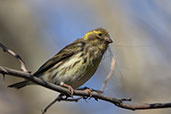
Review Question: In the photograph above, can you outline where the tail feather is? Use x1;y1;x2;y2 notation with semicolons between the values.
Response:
8;80;30;89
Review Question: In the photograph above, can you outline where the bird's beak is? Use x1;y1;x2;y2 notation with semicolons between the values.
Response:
104;36;113;43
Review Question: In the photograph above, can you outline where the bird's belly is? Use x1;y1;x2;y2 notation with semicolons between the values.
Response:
48;55;101;89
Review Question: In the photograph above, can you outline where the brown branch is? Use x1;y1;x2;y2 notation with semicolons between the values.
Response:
101;56;116;92
42;94;62;114
42;94;82;114
0;42;28;72
1;66;171;111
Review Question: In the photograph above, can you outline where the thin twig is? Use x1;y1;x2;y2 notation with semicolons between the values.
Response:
42;94;62;114
0;42;28;72
1;66;171;111
101;56;116;92
42;94;82;114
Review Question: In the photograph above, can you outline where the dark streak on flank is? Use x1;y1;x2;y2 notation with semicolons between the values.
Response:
83;58;87;63
72;60;81;68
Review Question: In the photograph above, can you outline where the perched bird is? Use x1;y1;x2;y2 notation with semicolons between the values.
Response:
8;28;113;93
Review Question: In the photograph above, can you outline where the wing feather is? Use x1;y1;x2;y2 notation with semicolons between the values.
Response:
33;38;85;76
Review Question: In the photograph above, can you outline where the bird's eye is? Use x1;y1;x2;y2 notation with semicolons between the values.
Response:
98;33;102;36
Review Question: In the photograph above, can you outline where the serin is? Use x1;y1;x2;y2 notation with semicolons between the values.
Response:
8;28;113;93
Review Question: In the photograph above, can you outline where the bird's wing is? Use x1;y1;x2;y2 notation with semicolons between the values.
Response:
33;38;85;76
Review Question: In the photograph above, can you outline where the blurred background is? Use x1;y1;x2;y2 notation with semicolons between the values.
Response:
0;0;171;114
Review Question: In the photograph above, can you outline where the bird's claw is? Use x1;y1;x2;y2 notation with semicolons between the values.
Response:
60;82;74;97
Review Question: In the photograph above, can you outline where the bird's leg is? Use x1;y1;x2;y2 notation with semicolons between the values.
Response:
76;87;93;99
77;87;103;99
60;82;74;97
83;88;93;98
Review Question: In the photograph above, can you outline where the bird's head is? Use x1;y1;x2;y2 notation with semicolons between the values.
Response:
83;28;113;44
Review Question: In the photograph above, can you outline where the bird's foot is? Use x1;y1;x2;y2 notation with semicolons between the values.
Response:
60;82;74;97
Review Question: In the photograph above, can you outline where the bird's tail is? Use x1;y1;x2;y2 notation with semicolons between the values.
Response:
8;80;30;89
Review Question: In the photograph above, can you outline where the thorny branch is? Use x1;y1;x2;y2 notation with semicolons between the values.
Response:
1;42;171;113
1;66;171;111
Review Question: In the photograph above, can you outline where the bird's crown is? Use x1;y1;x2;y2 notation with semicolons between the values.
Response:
83;28;112;43
84;28;108;40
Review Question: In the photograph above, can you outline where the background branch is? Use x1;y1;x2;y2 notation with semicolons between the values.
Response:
0;42;28;72
101;56;116;92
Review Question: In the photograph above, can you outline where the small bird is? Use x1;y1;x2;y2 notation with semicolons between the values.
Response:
8;28;113;93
